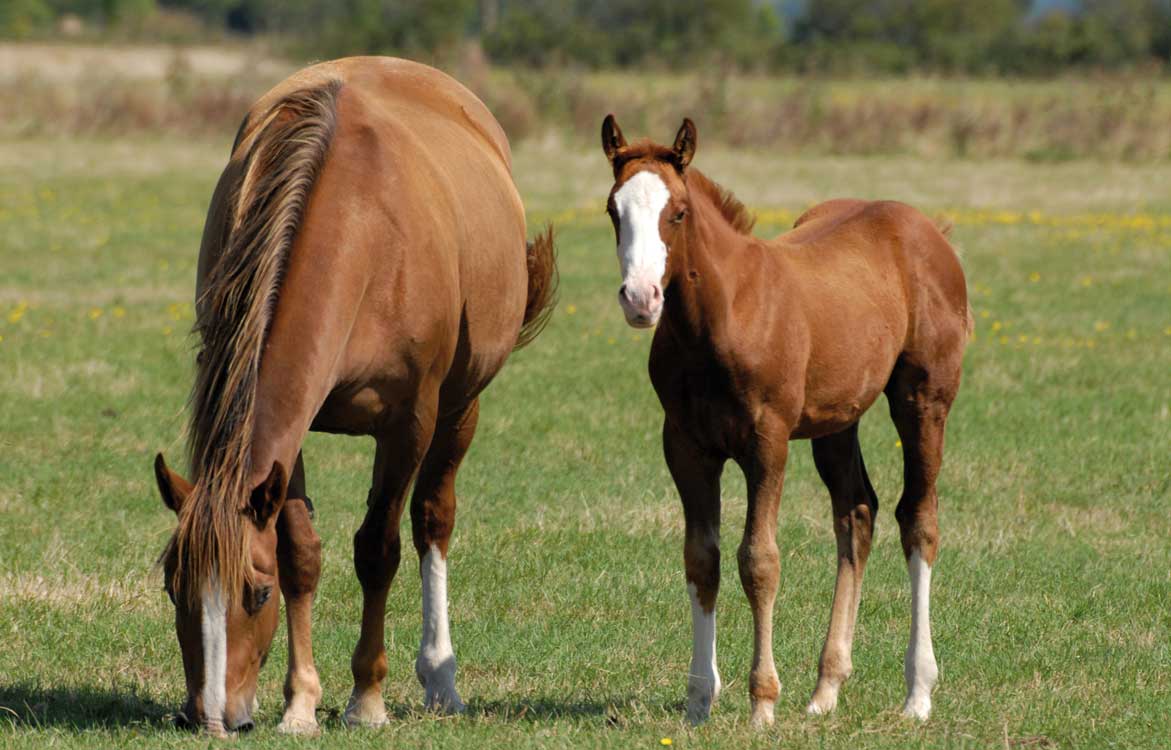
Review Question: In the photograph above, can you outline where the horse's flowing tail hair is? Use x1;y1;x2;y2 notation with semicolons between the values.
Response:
173;79;342;605
514;224;558;350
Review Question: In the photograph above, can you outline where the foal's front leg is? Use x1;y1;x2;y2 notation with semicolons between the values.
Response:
663;421;724;725
738;431;789;727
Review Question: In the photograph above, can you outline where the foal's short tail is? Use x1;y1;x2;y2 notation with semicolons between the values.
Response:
515;224;559;350
932;216;976;341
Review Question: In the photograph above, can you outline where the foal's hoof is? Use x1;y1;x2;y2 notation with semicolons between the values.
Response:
901;694;932;721
277;716;321;736
749;701;775;728
343;690;388;728
685;673;720;725
805;689;839;716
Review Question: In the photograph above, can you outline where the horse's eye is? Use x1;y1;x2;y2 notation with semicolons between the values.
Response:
246;584;273;614
670;210;687;224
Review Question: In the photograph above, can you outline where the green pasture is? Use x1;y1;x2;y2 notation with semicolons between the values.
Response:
0;138;1168;748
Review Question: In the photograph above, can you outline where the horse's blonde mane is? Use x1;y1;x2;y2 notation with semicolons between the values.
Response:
172;79;342;605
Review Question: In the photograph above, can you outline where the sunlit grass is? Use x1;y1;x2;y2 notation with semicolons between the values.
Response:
0;139;1168;749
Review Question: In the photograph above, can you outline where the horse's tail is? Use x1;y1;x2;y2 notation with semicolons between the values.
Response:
514;223;558;350
175;79;342;606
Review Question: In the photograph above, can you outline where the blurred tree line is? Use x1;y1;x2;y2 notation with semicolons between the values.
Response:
4;0;1170;75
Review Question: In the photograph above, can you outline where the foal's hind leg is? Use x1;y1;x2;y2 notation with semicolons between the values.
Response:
806;423;877;716
345;406;437;727
663;420;724;725
886;357;961;720
276;452;324;735
409;399;480;714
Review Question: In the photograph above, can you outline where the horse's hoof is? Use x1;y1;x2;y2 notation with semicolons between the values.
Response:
277;716;321;736
344;691;388;728
423;686;466;715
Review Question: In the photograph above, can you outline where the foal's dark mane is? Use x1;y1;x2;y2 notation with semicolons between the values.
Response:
686;169;757;236
613;141;756;237
170;79;342;605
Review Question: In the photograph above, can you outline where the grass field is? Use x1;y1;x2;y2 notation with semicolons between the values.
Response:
1;135;1169;749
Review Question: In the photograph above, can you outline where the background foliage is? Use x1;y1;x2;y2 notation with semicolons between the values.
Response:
5;0;1171;75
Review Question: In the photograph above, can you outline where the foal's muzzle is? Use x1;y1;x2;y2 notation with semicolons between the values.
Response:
618;282;662;328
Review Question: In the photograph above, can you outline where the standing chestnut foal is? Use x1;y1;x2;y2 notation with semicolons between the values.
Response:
152;58;556;735
600;115;971;725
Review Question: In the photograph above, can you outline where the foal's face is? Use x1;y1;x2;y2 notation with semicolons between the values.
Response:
601;115;697;328
154;454;283;734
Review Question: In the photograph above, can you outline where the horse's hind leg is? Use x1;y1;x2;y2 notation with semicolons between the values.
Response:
886;355;961;720
409;398;480;714
345;404;438;727
276;452;324;735
806;423;877;716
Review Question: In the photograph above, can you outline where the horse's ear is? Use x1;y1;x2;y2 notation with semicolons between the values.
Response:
671;118;697;171
154;453;193;514
601;114;627;164
246;461;287;528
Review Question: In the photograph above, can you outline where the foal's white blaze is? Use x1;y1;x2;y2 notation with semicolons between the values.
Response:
613;170;670;323
201;576;228;731
416;545;464;712
686;582;721;723
903;550;938;720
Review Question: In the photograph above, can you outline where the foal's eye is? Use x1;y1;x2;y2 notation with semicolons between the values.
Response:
670;210;687;224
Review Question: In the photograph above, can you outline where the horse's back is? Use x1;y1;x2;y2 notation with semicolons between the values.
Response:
225;58;527;436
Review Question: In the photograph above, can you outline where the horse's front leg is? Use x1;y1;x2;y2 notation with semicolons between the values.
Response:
663;420;725;725
737;425;790;728
276;453;323;735
409;399;480;714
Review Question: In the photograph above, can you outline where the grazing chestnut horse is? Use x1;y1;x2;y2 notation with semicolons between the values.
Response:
600;115;971;726
151;57;556;735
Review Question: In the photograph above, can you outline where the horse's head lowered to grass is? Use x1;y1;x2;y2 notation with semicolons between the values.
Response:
154;453;286;735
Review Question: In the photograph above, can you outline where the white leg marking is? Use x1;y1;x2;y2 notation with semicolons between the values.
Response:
903;550;938;720
416;545;464;713
686;583;721;724
201;576;228;733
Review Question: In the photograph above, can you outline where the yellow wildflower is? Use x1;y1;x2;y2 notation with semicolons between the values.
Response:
88;308;103;320
1028;272;1040;283
1093;321;1110;332
660;740;673;747
113;306;126;318
566;304;577;315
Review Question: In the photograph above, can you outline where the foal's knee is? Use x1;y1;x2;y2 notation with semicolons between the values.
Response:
737;539;780;596
895;494;939;564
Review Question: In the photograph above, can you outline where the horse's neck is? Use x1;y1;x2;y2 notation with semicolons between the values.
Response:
663;198;746;346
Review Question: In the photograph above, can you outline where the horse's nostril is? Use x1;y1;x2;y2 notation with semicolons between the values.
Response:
652;285;662;302
619;283;629;300
235;720;256;733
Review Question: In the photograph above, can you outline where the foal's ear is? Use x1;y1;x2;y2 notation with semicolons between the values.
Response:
154;453;193;514
601;114;627;163
245;461;287;528
671;118;697;170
